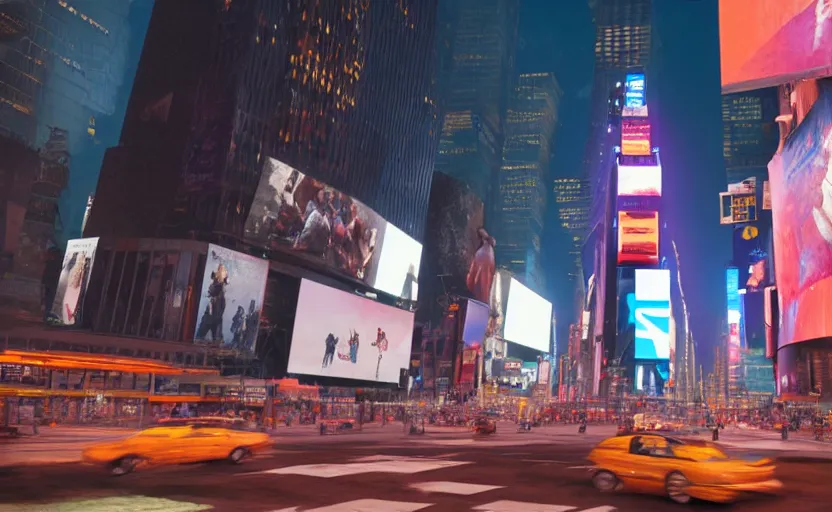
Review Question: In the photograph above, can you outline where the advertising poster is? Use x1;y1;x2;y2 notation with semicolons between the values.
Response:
503;278;552;353
630;269;671;360
624;73;646;109
288;279;415;383
48;237;99;326
194;244;268;353
733;224;769;292
720;0;832;92
769;81;832;346
621;119;652;156
617;164;662;197
617;211;659;265
245;157;421;300
462;299;489;348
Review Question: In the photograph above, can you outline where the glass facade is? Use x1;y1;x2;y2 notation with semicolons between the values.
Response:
554;177;591;280
497;73;562;292
721;88;779;187
89;0;438;243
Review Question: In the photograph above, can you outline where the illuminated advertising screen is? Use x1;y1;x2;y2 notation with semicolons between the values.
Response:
617;211;659;265
726;267;742;367
719;193;758;224
769;82;832;346
720;0;832;92
503;278;552;353
462;299;489;348
624;73;646;109
194;244;268;352
288;279;414;383
48;237;100;326
621;119;652;156
733;224;769;292
617;164;662;197
245;157;421;300
631;269;671;360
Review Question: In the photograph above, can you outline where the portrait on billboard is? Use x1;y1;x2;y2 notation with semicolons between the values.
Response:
288;279;414;383
48;238;99;326
617;164;662;197
194;244;268;352
245;158;418;299
617;211;659;265
733;225;770;292
720;0;832;92
769;82;832;346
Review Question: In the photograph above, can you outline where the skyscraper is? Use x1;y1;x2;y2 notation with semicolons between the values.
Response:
553;177;591;282
722;88;779;187
433;0;519;207
496;72;562;292
88;0;439;242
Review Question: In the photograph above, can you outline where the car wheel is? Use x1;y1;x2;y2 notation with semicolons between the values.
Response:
666;471;692;504
228;447;248;464
592;470;618;492
110;456;140;476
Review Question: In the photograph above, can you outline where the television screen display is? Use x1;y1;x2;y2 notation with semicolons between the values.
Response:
194;245;269;353
48;237;100;326
621;119;652;156
288;279;414;383
720;0;832;92
769;81;832;347
462;299;489;348
503;278;552;353
617;211;659;265
618;164;662;197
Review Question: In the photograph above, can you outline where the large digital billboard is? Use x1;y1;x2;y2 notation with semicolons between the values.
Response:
624;73;646;109
462;299;489;348
288;279;414;383
733;224;770;292
503;278;552;353
720;0;832;92
621;119;652;156
617;211;659;265
618;164;662;197
194;245;269;353
48;237;100;326
631;269;671;360
245;157;421;300
769;81;832;347
726;267;743;384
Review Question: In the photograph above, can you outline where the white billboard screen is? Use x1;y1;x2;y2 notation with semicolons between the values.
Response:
618;164;662;197
372;223;421;301
288;279;414;383
503;278;552;352
635;269;671;302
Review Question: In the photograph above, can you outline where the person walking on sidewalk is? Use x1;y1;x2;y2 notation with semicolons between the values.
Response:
32;402;44;436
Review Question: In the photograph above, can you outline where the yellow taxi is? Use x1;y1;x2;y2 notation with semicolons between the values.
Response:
82;419;272;476
587;434;782;504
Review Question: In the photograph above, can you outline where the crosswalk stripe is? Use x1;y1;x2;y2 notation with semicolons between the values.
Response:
472;501;576;512
243;459;470;478
289;499;433;512
579;507;617;512
410;481;504;495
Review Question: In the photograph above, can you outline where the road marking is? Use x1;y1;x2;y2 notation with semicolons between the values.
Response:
520;459;574;464
351;453;461;463
7;496;214;512
292;499;433;511
410;481;504;495
472;501;576;512
242;459;470;478
566;465;596;470
579;507;617;512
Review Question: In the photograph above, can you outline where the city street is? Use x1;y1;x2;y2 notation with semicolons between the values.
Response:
1;424;832;511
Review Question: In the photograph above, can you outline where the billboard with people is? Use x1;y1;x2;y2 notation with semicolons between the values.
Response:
48;238;99;326
287;279;414;383
194;245;269;353
769;81;832;347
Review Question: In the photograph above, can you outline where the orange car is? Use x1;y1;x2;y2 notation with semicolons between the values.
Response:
82;422;272;476
588;434;781;504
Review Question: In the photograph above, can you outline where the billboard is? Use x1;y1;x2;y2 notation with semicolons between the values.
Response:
503;278;552;353
245;157;421;300
621;119;652;156
726;268;743;383
422;172;494;305
624;73;646;109
733;224;769;292
48;237;100;326
617;211;659;265
194;245;268;352
769;82;832;347
617;164;662;197
462;299;489;348
288;279;414;383
719;193;758;224
720;0;832;92
631;269;671;360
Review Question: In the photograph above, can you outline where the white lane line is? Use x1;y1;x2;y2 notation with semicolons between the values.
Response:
579;507;617;512
241;459;470;478
301;499;433;511
472;501;576;512
410;481;504;495
520;459;575;464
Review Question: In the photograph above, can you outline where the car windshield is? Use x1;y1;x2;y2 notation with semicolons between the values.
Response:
671;442;730;461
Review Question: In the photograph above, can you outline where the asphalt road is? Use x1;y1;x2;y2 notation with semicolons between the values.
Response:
0;428;830;512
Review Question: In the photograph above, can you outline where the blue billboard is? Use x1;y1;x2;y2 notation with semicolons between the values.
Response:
726;267;741;314
627;293;670;360
625;73;646;109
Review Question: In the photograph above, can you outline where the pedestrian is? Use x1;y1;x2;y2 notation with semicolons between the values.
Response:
33;401;44;436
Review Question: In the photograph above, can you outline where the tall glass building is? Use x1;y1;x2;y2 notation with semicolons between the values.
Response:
89;0;439;242
721;88;779;187
496;72;562;293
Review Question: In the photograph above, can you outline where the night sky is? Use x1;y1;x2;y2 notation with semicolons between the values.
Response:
519;0;729;374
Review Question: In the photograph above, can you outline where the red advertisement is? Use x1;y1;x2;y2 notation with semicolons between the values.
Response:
621;119;651;156
720;0;832;92
768;82;832;346
617;211;659;265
